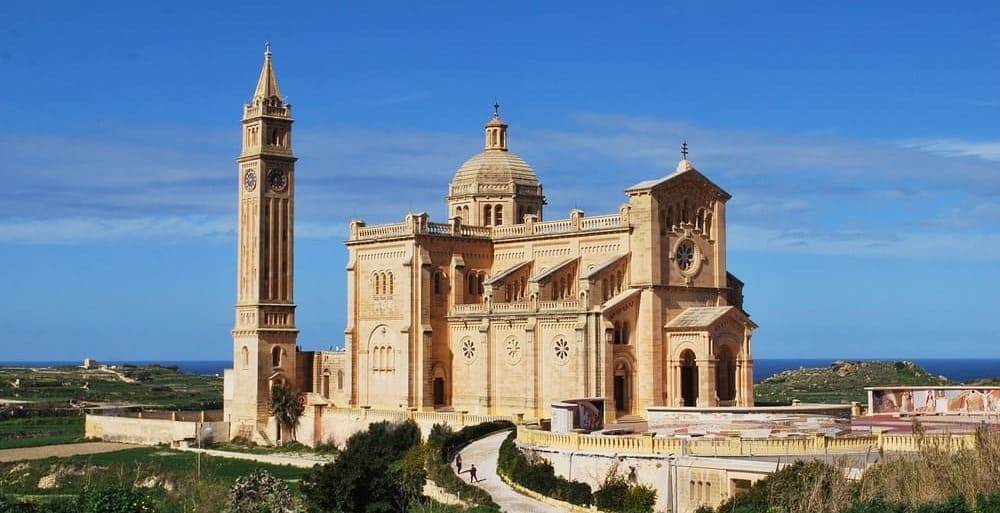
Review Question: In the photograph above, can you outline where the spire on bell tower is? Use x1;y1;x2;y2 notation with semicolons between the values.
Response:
484;102;508;151
252;41;284;104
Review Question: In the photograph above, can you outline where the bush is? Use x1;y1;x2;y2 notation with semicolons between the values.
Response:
79;487;158;513
227;469;293;513
302;420;422;513
496;430;592;507
594;474;656;513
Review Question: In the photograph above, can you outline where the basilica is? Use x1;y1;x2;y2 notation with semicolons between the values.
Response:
224;47;757;439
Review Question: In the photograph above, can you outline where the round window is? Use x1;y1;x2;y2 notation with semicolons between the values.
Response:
675;241;696;271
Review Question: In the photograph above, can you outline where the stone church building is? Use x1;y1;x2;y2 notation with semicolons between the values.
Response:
224;47;757;439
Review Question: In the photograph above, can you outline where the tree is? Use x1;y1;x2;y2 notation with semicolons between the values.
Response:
268;384;304;443
227;469;294;513
302;420;423;513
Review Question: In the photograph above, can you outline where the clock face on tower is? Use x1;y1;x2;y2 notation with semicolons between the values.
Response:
267;168;288;191
244;170;256;192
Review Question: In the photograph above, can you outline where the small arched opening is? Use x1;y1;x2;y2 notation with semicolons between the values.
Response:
680;349;698;407
716;345;737;402
613;359;634;414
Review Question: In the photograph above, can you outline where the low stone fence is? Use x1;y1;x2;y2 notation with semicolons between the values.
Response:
300;406;519;447
517;428;977;457
85;413;228;446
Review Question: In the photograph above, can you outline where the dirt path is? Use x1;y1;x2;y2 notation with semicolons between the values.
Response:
0;442;132;462
175;447;333;468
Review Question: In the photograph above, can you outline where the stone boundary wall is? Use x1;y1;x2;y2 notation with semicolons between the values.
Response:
521;441;780;512
517;428;976;457
298;406;519;448
85;414;229;446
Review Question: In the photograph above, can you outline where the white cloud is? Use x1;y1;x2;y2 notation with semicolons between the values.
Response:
2;115;998;251
900;138;1000;162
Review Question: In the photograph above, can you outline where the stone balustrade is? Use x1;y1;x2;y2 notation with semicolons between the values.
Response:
349;211;626;242
516;428;978;456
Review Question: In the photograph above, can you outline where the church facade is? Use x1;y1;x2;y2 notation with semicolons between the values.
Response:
225;48;757;438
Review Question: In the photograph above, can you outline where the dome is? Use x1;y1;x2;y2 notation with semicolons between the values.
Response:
451;150;540;188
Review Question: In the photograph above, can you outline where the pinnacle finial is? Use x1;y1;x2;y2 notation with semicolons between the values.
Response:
493;101;500;119
681;140;689;160
265;40;272;58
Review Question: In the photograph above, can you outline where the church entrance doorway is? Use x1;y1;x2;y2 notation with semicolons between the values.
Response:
613;359;633;414
433;378;445;406
680;350;698;407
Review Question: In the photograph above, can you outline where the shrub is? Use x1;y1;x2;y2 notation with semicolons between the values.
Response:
594;473;656;513
302;420;422;513
78;487;158;513
227;469;293;513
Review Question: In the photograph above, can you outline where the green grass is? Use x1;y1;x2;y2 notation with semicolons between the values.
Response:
754;360;949;405
0;416;84;449
0;365;223;414
0;447;312;513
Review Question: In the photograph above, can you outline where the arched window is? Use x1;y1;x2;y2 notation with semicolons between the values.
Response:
388;273;394;294
602;279;609;302
705;213;713;238
241;346;249;370
433;272;442;295
387;347;394;370
374;273;382;295
477;274;485;295
337;370;344;390
272;346;281;367
495;205;503;226
484;205;493;226
468;273;476;296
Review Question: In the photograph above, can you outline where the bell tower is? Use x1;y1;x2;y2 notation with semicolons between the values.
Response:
228;43;299;441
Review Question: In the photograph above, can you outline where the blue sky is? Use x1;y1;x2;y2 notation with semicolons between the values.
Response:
2;1;998;361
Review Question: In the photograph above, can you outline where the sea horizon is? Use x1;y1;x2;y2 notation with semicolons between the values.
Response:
1;357;997;383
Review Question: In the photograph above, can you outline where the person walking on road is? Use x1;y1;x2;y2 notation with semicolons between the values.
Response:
456;452;463;473
469;464;478;483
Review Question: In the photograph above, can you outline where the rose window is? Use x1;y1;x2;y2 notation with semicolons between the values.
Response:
675;241;695;271
505;337;521;363
461;339;476;361
554;338;570;361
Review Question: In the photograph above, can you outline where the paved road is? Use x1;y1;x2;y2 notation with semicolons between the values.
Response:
0;442;132;462
459;430;568;513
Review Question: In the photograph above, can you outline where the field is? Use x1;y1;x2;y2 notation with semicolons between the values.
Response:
0;417;84;450
754;360;950;405
0;364;222;450
0;447;310;512
0;364;222;411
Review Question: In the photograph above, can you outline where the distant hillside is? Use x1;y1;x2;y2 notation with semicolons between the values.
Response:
754;360;949;405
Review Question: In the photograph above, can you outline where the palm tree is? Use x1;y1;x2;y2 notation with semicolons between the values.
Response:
269;384;305;444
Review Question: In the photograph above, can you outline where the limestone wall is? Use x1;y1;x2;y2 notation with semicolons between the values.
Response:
527;445;776;512
302;406;518;448
85;414;229;446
